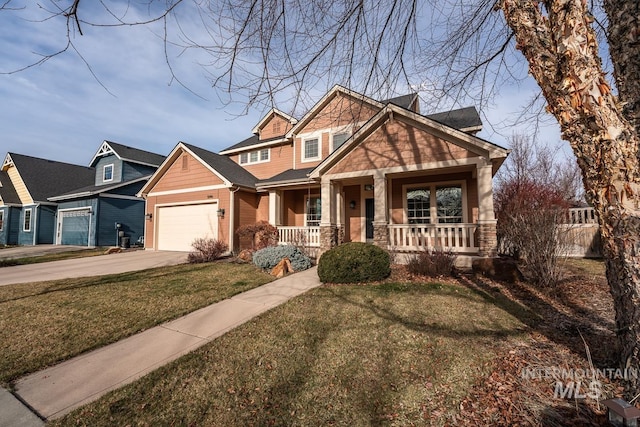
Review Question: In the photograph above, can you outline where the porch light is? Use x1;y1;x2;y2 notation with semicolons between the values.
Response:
603;398;640;426
349;200;356;210
145;213;153;221
217;208;225;218
364;184;374;191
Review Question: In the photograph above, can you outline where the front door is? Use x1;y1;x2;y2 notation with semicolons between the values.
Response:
365;198;374;240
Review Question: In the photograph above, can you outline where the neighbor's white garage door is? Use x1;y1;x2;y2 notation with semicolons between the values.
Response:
156;203;218;251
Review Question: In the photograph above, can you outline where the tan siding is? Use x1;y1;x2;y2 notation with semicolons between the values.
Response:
237;143;294;179
256;194;269;222
151;152;224;193
343;185;360;242
282;189;308;226
7;167;33;204
294;93;380;169
259;114;292;140
144;188;231;250
237;190;259;250
328;120;476;175
300;93;379;133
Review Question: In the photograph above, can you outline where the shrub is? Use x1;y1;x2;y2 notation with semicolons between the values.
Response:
236;221;278;250
318;242;390;284
253;245;312;272
495;179;571;287
188;238;229;263
406;249;457;277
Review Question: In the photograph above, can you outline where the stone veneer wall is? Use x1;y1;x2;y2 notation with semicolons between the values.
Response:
478;221;498;257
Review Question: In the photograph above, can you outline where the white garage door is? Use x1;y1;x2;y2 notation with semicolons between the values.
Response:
156;203;218;251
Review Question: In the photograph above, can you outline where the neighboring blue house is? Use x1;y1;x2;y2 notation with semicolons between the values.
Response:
49;141;165;246
0;170;22;246
0;153;95;246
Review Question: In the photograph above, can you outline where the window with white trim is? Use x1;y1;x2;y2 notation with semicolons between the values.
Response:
405;183;465;224
305;196;321;226
0;210;4;231
303;138;320;161
407;188;431;224
103;164;114;182
331;132;350;152
239;149;270;165
23;208;31;232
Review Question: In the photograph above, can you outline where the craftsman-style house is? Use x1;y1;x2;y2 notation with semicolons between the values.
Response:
139;85;509;257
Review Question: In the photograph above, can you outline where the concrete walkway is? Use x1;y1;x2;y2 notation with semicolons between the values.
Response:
7;266;321;422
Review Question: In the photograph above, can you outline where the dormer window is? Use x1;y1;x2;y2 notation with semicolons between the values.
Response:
239;149;270;165
103;164;114;182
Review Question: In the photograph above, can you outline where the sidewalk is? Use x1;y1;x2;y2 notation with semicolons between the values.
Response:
4;266;321;423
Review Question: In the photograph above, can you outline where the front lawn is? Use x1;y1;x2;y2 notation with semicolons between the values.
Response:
0;262;272;385
53;281;529;426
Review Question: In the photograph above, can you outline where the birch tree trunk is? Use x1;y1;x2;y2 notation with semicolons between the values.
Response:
498;0;640;391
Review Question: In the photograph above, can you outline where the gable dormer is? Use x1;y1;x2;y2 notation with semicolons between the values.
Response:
90;141;164;187
91;142;122;186
252;109;297;140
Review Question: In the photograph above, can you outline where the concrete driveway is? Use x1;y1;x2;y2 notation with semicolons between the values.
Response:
0;250;188;286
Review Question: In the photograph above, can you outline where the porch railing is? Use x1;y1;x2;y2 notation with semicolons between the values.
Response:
278;226;321;247
388;223;478;253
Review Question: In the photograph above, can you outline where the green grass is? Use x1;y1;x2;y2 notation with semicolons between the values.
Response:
53;281;528;426
0;248;107;267
0;262;272;385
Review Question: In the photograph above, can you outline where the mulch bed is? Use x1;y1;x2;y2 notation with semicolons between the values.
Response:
387;261;622;426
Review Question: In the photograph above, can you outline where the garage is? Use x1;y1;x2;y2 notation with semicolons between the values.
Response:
59;208;92;246
156;202;219;251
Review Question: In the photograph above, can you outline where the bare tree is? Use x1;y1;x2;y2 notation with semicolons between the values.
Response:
4;0;640;390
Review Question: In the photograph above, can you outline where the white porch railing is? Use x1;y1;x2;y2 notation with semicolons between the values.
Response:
278;226;321;247
388;223;478;253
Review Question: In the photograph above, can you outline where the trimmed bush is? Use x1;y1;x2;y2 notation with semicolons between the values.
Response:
318;242;390;284
253;245;312;272
406;249;457;277
188;238;229;263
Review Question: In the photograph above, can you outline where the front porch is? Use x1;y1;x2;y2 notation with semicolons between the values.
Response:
267;158;498;257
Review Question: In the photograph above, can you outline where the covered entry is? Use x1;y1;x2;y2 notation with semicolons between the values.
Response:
58;208;92;246
156;202;218;251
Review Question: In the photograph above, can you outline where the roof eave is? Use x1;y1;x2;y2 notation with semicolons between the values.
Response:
218;137;290;155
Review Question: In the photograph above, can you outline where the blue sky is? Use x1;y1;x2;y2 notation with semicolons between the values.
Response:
0;2;566;167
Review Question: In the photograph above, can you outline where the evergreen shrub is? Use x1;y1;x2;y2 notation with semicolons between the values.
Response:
252;245;312;272
318;242;390;283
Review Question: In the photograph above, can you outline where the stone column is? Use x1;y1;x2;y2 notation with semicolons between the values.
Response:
372;173;388;248
477;161;498;257
320;178;337;252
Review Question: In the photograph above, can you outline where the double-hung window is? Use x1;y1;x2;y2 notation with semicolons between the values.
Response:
331;132;350;152
103;164;114;182
436;186;463;223
23;208;31;232
303;138;320;162
407;188;431;224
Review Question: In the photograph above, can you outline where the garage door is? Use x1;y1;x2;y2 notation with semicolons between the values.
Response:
60;209;91;246
156;203;218;251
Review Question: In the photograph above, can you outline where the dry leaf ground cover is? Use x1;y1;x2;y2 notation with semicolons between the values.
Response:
53;280;529;426
0;262;272;386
